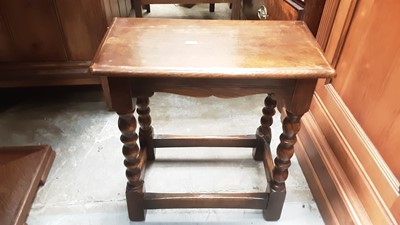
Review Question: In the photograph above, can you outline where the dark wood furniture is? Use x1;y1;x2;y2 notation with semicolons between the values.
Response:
90;18;335;221
242;0;325;36
0;0;106;87
133;0;240;19
0;0;133;107
0;145;55;225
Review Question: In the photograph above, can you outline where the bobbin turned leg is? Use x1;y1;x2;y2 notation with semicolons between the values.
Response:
119;111;147;221
264;110;301;220
108;77;146;221
263;79;317;221
253;94;277;161
136;96;155;161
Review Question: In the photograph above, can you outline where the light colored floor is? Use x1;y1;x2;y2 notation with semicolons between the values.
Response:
136;3;232;19
0;86;323;225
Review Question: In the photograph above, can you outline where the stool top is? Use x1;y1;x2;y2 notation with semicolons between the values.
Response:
90;18;335;79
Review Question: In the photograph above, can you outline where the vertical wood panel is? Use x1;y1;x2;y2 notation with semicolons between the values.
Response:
333;0;400;180
0;14;16;61
102;0;115;25
109;0;122;18
102;0;132;25
0;0;67;61
124;0;132;16
55;0;108;60
302;0;326;36
118;0;128;16
315;0;339;49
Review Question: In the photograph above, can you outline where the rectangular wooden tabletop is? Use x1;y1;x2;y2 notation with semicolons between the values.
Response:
90;18;335;79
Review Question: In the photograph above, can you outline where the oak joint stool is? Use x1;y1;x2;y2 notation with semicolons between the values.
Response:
90;18;335;221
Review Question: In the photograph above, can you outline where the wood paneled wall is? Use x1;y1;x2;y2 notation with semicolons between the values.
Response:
102;0;132;24
0;1;67;61
0;0;132;88
56;0;108;60
295;0;400;223
332;0;400;180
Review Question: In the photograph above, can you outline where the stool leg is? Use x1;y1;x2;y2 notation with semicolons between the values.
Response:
231;0;240;19
144;4;150;13
253;94;276;161
136;96;155;161
209;3;215;12
133;0;143;17
118;111;146;221
264;110;302;220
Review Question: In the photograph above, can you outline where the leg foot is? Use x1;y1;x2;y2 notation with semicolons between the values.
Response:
209;3;215;12
262;110;301;220
263;191;286;221
126;183;145;221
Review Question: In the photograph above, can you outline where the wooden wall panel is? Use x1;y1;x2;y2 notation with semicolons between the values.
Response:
55;0;108;61
298;0;400;222
101;0;114;25
102;0;132;25
0;0;67;61
0;14;16;61
332;0;400;180
118;0;132;16
302;0;326;36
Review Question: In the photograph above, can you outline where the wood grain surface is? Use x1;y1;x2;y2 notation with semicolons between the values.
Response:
90;18;335;79
0;145;55;225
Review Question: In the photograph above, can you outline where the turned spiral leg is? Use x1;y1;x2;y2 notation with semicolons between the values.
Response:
271;111;301;192
136;96;155;161
118;110;146;221
263;110;302;221
253;94;277;161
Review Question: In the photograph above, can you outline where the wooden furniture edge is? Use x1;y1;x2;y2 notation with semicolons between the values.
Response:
23;145;56;225
295;87;399;224
0;61;100;88
0;61;112;109
0;145;56;225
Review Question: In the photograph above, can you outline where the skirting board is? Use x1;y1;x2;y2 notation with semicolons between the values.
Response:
0;61;100;88
294;86;399;224
295;110;370;224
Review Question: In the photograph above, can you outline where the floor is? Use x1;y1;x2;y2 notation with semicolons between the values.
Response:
0;85;323;225
134;3;232;19
0;4;324;225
